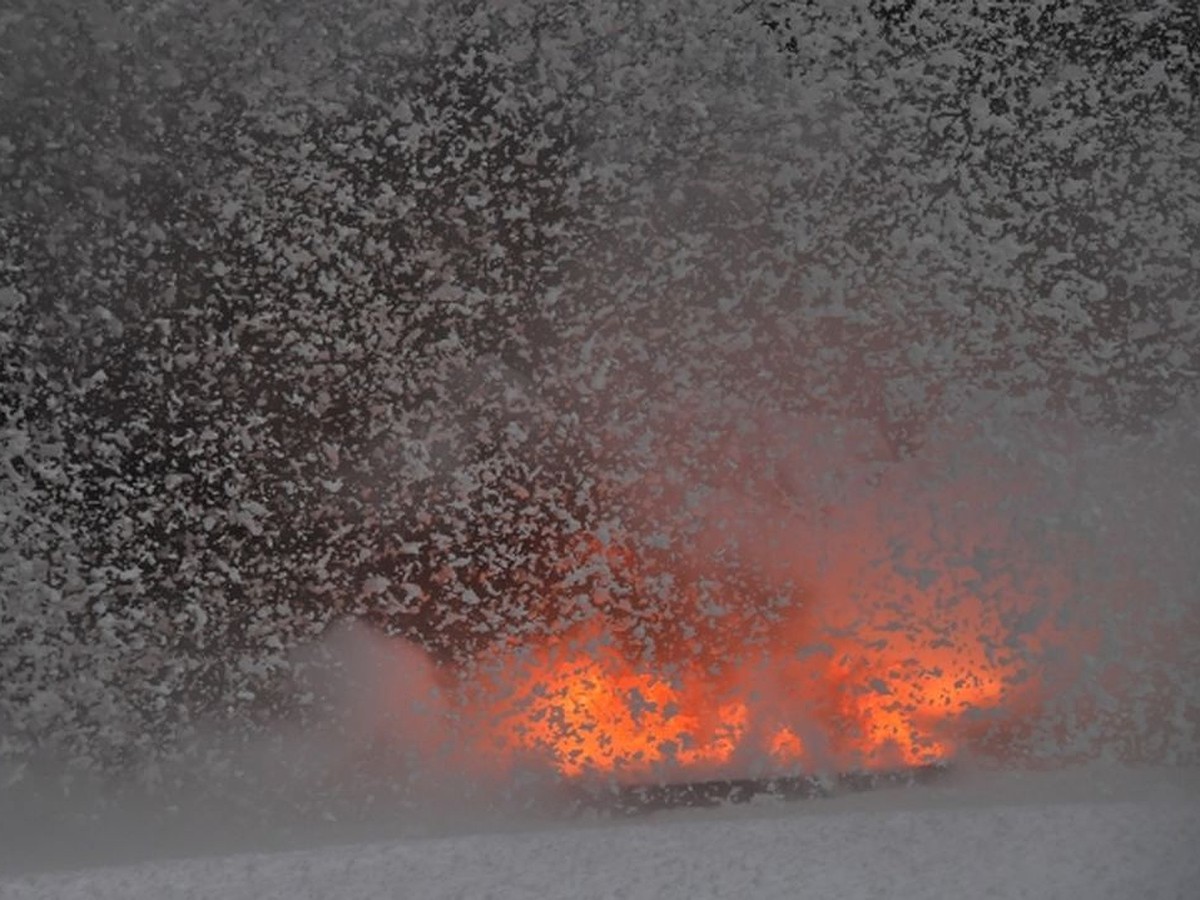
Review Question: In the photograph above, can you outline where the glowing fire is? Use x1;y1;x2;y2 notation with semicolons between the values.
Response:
453;514;1061;782
450;444;1091;782
377;420;1119;784
316;406;1199;791
476;637;752;777
466;611;1009;781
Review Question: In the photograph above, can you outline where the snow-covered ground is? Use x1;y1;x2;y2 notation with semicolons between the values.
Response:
3;766;1197;899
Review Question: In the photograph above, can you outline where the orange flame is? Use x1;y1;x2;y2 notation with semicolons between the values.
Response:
455;489;1087;781
464;581;1023;781
402;421;1121;782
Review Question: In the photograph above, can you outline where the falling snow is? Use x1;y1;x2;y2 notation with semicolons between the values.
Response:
1;0;1198;891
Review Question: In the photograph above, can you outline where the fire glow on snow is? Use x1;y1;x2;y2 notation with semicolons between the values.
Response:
463;532;1058;781
362;419;1128;786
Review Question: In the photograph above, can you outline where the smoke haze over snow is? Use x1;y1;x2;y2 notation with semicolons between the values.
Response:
2;0;1198;882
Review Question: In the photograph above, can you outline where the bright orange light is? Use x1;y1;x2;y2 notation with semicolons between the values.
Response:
487;650;684;776
474;629;753;778
466;603;1014;780
428;423;1104;783
769;726;805;763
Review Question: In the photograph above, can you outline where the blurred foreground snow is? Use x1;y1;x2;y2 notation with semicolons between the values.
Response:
2;765;1197;900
